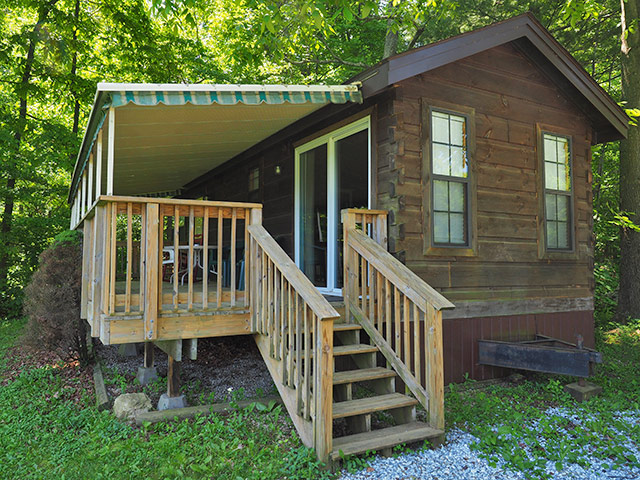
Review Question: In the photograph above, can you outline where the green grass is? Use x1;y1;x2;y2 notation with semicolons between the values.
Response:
0;319;330;480
445;321;640;478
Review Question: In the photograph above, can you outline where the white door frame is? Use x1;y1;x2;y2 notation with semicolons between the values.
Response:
294;116;372;296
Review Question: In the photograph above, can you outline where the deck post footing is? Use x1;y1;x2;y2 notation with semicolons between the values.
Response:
564;381;602;402
158;394;187;410
118;343;138;357
137;366;159;386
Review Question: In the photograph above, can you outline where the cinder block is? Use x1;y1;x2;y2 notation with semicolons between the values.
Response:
564;381;602;402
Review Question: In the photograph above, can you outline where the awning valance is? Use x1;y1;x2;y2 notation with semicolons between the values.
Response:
69;83;363;202
107;88;361;108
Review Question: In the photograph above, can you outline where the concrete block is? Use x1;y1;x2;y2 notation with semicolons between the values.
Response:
158;394;187;411
136;366;158;386
564;381;603;402
118;343;138;357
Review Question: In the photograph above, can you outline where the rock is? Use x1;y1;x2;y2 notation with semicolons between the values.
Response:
113;393;152;420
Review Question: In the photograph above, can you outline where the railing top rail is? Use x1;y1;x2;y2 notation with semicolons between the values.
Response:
98;195;263;209
341;208;388;217
248;224;340;321
348;229;455;312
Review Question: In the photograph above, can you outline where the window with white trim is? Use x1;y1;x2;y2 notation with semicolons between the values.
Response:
542;133;572;250
430;110;470;246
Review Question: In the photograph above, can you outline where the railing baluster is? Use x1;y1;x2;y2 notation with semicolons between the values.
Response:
296;294;303;415
280;272;285;362
261;250;267;334
303;303;310;421
125;202;132;313
231;208;237;307
217;208;223;308
385;278;391;344
109;203;117;314
414;303;421;386
376;270;383;329
203;207;209;310
287;282;294;387
403;294;410;371
244;209;249;307
173;206;179;311
394;287;401;354
360;256;367;314
188;206;194;311
102;202;112;316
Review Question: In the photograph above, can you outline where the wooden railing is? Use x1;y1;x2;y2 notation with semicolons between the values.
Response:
80;195;262;341
342;209;454;431
248;223;339;462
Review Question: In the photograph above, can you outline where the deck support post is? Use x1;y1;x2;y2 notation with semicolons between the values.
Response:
314;317;334;463
137;342;158;386
158;354;186;410
144;204;159;341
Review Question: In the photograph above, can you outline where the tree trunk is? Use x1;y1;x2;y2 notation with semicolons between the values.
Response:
617;0;640;322
382;19;398;59
0;0;58;288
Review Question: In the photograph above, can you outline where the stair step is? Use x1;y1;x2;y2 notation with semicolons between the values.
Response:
333;367;395;385
333;393;418;419
331;422;443;460
333;323;362;332
334;344;378;357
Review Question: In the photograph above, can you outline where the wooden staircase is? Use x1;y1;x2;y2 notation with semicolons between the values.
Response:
248;209;454;464
329;316;443;460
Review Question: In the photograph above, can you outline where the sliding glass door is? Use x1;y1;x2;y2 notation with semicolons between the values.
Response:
295;117;370;295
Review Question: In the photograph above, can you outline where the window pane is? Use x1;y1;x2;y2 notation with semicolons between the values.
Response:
432;144;450;175
433;212;449;243
450;147;467;178
557;221;569;249
433;180;449;211
547;221;558;249
450;213;465;244
450;116;465;146
556;195;569;222
432;112;449;144
545;161;557;190
557;163;569;191
544;136;557;162
449;182;465;213
545;194;557;220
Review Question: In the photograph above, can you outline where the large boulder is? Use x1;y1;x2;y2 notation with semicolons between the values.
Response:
113;393;152;420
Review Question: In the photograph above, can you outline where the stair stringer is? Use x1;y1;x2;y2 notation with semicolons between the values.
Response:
254;332;313;448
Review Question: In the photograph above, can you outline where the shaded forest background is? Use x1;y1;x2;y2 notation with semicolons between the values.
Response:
0;0;635;323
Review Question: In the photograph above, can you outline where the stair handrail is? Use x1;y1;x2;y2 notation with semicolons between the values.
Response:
247;223;339;462
342;210;454;431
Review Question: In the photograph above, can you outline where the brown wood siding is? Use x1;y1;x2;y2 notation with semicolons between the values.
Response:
386;42;595;307
443;310;595;384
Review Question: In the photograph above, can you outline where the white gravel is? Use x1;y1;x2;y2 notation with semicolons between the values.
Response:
338;408;640;480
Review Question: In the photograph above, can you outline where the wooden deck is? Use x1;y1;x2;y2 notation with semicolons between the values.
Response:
76;197;451;463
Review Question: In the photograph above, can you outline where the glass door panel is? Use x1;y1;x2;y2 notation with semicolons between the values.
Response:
299;144;328;287
336;130;369;289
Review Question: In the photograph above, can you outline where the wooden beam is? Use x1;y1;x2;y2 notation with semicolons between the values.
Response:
107;107;115;195
95;129;102;199
144;203;159;340
154;339;182;361
144;341;154;369
314;317;334;463
167;355;181;398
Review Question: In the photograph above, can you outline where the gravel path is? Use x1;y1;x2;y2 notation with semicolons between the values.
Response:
338;408;640;480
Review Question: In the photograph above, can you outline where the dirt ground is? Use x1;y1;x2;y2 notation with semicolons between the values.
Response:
97;335;276;407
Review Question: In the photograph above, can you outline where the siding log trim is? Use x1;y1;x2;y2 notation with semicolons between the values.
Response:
442;296;593;319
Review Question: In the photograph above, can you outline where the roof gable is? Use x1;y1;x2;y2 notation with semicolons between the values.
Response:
354;13;627;143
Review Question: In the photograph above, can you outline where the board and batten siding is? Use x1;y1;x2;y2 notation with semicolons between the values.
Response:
378;43;595;383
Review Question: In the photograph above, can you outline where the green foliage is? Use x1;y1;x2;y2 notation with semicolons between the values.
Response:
23;237;92;365
52;229;83;246
0;330;331;480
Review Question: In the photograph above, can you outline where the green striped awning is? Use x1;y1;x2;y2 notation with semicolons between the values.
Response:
69;84;363;202
107;89;362;108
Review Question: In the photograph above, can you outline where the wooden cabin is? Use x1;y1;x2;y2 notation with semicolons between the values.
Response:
69;14;627;462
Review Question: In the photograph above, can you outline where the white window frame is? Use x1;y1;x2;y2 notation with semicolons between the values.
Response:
294;116;371;296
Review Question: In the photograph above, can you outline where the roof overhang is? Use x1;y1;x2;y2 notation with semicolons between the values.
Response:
353;13;628;144
68;83;362;202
